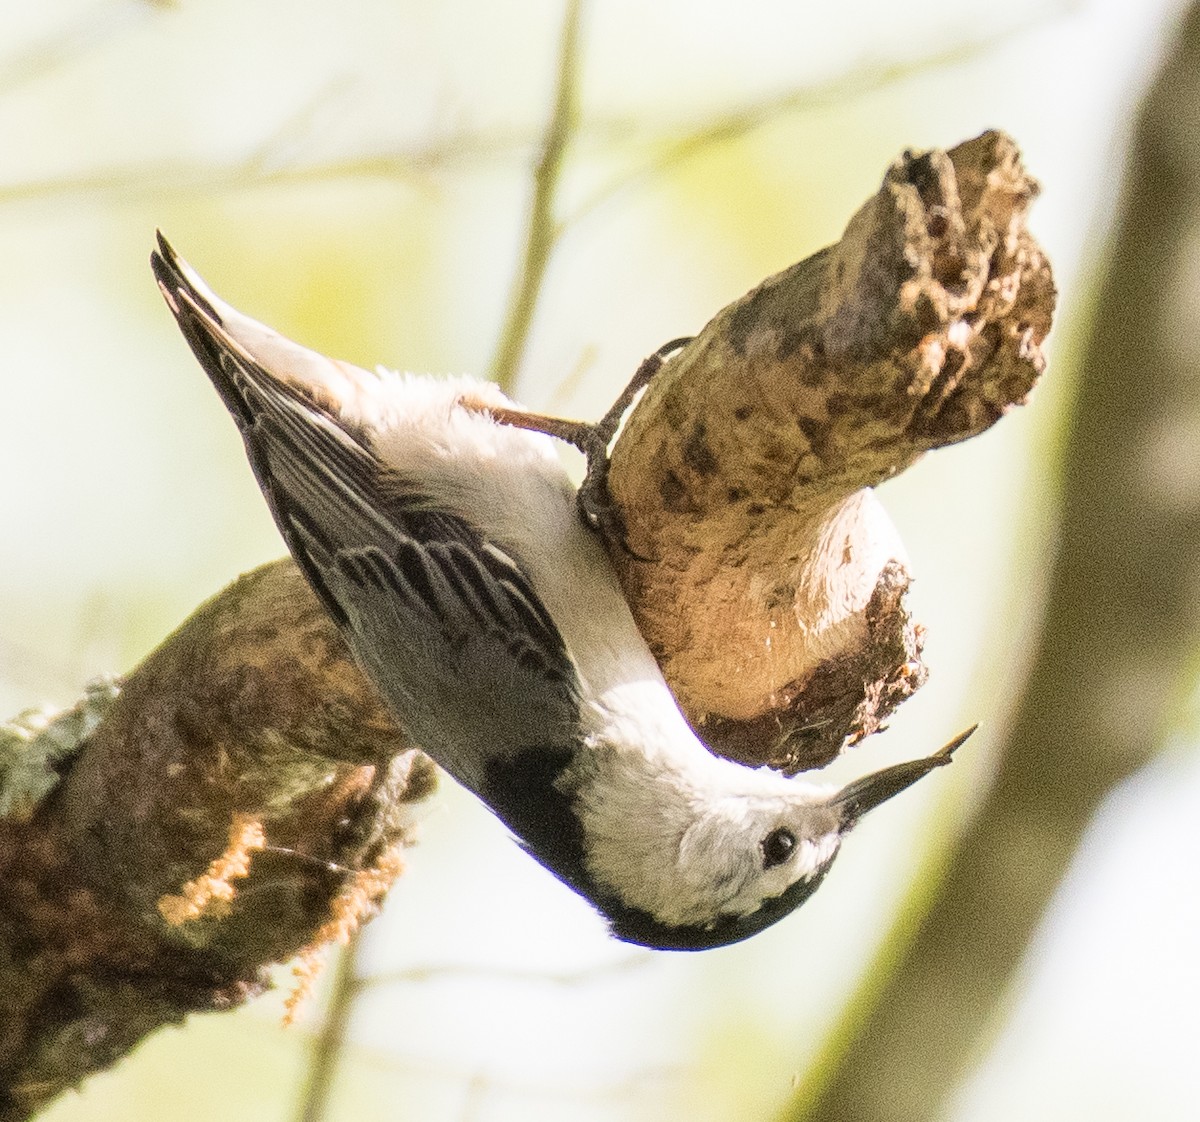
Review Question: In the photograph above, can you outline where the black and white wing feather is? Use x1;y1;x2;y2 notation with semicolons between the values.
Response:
151;235;583;802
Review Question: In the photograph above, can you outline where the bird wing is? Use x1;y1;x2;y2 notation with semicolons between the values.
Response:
151;235;583;796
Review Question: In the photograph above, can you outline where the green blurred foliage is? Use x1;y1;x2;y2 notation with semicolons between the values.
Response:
3;1;1189;1120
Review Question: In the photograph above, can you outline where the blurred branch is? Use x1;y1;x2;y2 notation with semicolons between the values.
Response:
354;950;653;993
0;135;526;206
290;3;586;1113
784;7;1200;1121
294;945;654;1116
0;1;168;97
568;5;1073;225
487;0;585;389
242;76;359;181
293;934;363;1122
0;8;1064;208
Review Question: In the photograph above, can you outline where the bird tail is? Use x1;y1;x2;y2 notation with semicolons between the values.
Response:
151;231;378;431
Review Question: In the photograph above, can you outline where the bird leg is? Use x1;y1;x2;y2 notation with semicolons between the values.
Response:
478;404;595;450
574;336;692;542
466;336;693;554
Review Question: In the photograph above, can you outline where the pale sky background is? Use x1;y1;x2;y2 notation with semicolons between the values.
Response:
2;1;1195;1120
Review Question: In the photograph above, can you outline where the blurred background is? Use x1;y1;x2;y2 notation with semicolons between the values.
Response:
3;1;1198;1119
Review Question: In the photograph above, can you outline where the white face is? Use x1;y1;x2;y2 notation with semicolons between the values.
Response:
671;796;844;925
575;751;846;930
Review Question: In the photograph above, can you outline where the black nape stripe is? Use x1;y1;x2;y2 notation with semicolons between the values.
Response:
483;747;587;890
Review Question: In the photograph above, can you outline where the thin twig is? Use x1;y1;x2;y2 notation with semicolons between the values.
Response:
292;934;363;1122
352;951;654;994
486;0;585;390
566;4;1075;226
0;145;505;206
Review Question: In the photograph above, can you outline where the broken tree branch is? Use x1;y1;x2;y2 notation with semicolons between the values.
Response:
602;129;1053;770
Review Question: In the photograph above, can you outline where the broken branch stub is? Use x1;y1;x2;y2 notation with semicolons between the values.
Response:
604;130;1054;772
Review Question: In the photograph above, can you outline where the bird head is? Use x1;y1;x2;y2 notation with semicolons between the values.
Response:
584;725;975;950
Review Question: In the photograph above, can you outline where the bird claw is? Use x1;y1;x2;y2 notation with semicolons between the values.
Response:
575;336;693;559
474;337;692;561
577;461;649;561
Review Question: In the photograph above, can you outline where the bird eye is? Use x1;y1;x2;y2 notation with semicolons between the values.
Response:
761;827;796;870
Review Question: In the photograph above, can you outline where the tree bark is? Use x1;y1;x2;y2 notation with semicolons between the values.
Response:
0;562;434;1122
605;129;1052;769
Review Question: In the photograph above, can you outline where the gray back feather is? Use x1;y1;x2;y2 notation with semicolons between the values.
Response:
153;246;584;795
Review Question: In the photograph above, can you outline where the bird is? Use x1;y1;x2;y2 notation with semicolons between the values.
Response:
151;232;973;951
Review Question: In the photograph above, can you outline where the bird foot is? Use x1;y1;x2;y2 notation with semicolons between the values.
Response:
470;337;692;558
575;337;693;554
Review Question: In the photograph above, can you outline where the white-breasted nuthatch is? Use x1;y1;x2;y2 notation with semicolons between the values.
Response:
152;234;973;950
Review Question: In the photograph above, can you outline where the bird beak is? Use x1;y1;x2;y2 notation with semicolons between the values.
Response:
832;725;977;827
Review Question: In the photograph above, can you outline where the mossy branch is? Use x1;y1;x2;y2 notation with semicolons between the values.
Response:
0;563;435;1122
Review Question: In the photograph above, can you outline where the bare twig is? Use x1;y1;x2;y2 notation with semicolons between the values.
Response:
354;951;653;993
293;935;363;1122
487;0;586;389
0;138;526;207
